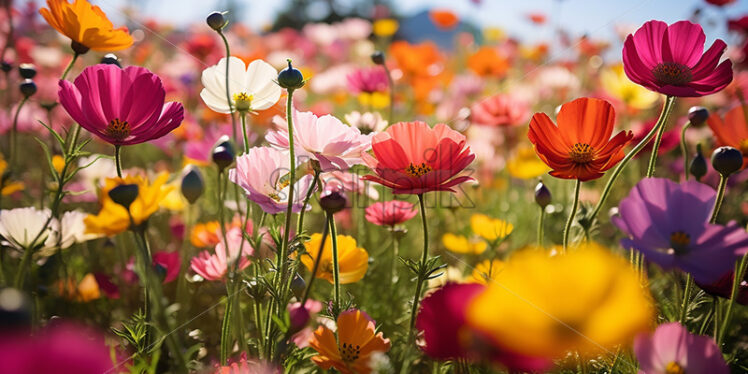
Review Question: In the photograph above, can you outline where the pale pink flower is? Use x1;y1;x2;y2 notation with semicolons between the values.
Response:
470;94;529;127
347;66;389;94
634;322;728;374
190;228;253;281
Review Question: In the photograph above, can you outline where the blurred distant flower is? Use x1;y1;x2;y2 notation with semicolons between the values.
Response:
0;207;53;250
40;210;102;256
357;92;390;110
630;119;680;157
123;250;181;284
528;97;633;181
705;0;736;6
470;93;529;127
289;299;324;348
707;105;748;168
506;146;550;180
428;9;460;30
466;47;509;78
696;269;748;305
622;20;732;97
634;322;728;374
215;357;279;374
301;233;368;284
346;67;388;94
470;214;513;242
59;64;184;145
190;221;222;248
362;121;475;194
442;233;487;255
344;111;387;135
468;259;504;284
39;0;133;53
364;200;417;227
600;64;659;110
191;227;252;281
0;153;24;196
612;178;748;284
372;19;399;38
526;12;547;25
200;57;281;114
57;273;101;302
309;309;390;374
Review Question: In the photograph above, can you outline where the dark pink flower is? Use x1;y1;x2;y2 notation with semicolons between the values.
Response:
470;94;529;127
59;64;184;145
346;66;389;94
623;20;732;97
364;200;418;227
630;119;681;157
634;322;728;374
122;250;181;285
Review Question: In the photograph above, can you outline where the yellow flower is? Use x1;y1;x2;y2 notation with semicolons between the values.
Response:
85;173;172;236
301;233;369;284
39;0;133;52
468;259;504;284
442;233;487;255
507;146;550;180
0;153;24;196
160;180;186;212
373;19;398;38
483;27;506;43
470;214;513;242
357;92;390;109
52;155;65;175
466;243;654;359
600;64;659;110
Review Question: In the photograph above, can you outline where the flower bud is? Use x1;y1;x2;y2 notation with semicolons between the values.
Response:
206;11;227;31
320;188;347;214
154;262;168;282
711;146;743;177
212;136;235;171
290;274;306;300
108;184;139;210
180;165;205;204
288;304;311;335
18;64;36;79
371;51;385;65
0;61;10;73
100;54;121;68
19;79;36;98
689;143;708;181
534;180;551;208
687;106;709;127
70;40;90;55
277;59;304;90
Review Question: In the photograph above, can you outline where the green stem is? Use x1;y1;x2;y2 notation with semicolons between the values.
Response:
562;179;581;251
300;217;330;306
114;145;123;178
296;170;320;235
646;101;673;177
383;63;395;124
537;206;545;246
240;112;249;154
717;254;747;346
589;96;676;221
680;121;692;181
13;244;35;288
60;53;79;81
328;213;341;313
390;228;400;287
217;30;238;142
709;175;727;224
408;194;429;337
678;274;693;324
277;88;297;299
9;96;28;166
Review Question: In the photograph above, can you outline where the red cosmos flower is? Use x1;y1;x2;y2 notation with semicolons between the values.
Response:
528;97;633;181
470;94;529;127
622;20;733;97
362;121;475;194
364;200;418;227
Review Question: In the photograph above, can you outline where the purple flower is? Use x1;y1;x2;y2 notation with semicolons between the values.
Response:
634;322;728;374
612;178;748;284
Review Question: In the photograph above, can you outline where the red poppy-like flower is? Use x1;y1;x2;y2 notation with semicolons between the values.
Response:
622;20;733;97
429;9;460;30
470;94;529;127
364;200;418;227
528;97;633;181
362;121;475;194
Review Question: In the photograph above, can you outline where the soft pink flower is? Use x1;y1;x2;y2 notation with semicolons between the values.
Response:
634;322;728;374
320;170;379;200
622;20;732;97
346;66;389;94
190;228;253;281
289;299;324;348
470;94;529;127
365;200;418;227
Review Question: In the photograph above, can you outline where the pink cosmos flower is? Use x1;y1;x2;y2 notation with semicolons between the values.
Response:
320;170;380;200
365;200;418;227
190;227;253;281
622;20;733;97
470;94;529;127
346;66;389;94
289;299;324;348
228;146;314;214
266;111;372;171
58;64;184;145
123;250;181;284
634;322;728;374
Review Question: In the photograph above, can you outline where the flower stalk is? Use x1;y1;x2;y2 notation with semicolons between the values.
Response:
562;180;581;251
408;193;430;337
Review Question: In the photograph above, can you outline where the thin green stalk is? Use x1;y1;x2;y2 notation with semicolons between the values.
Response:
562;179;581;251
383;63;395;124
537;206;545;246
9;96;28;166
709;175;727;223
589;96;676;221
217;30;238;142
646;103;673;177
717;253;747;345
277;88;297;300
678;274;693;324
713;297;721;339
680;121;692;181
13;244;35;288
296;170;320;234
240;112;249;154
408;194;429;337
390;228;400;287
300;218;330;306
328;213;341;312
114;145;123;178
60;53;79;81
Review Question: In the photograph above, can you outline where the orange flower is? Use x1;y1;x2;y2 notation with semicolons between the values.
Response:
190;221;222;248
707;105;748;168
389;41;442;79
429;9;459;30
40;0;133;52
310;309;390;374
467;47;509;78
528;97;633;181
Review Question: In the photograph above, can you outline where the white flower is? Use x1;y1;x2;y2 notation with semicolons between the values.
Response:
200;56;281;114
0;207;53;250
39;210;102;257
77;154;117;188
344;111;387;135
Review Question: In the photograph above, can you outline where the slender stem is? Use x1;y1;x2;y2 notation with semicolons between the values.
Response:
678;274;694;324
713;297;722;339
537;207;545;246
300;218;330;306
589;96;676;221
646;109;671;177
382;63;395;124
240;112;249;154
60;53;79;81
217;30;238;142
709;175;727;224
328;213;341;313
390;228;400;287
296;170;320;234
680;121;692;181
717;254;747;345
9;96;28;166
13;244;35;288
114;145;123;178
562;180;581;251
277;88;297;299
408;194;429;337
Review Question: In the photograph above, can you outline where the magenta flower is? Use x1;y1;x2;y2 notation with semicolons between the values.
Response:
622;20;732;97
612;178;748;284
122;250;181;284
346;66;389;94
59;64;184;145
634;322;728;374
190;227;253;281
365;200;418;227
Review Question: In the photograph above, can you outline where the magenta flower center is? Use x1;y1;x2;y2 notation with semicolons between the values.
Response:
665;361;685;374
669;231;691;254
405;162;433;177
569;143;595;164
105;118;131;141
652;62;693;86
340;342;361;362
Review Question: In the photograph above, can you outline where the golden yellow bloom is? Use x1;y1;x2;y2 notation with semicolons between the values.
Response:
600;64;659;110
470;214;513;242
442;233;487;255
468;259;504;284
483;27;506;43
301;233;369;284
357;92;390;109
373;19;398;38
39;0;133;52
160;180;186;212
507;145;550;180
85;173;172;236
0;153;24;196
52;155;65;175
466;243;654;359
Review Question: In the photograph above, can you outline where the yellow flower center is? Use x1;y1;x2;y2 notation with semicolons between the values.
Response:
665;361;685;374
106;118;130;141
340;342;361;362
232;92;254;112
652;62;692;86
405;162;432;177
670;231;691;254
569;143;594;164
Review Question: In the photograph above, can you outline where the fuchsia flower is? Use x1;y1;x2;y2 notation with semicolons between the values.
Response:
59;64;184;145
266;111;372;171
634;323;728;374
346;66;389;94
190;228;253;281
470;94;529;127
365;200;418;227
123;250;181;284
622;20;732;97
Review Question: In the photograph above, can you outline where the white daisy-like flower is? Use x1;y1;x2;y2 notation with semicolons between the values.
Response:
39;210;102;257
0;207;54;250
200;56;281;114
